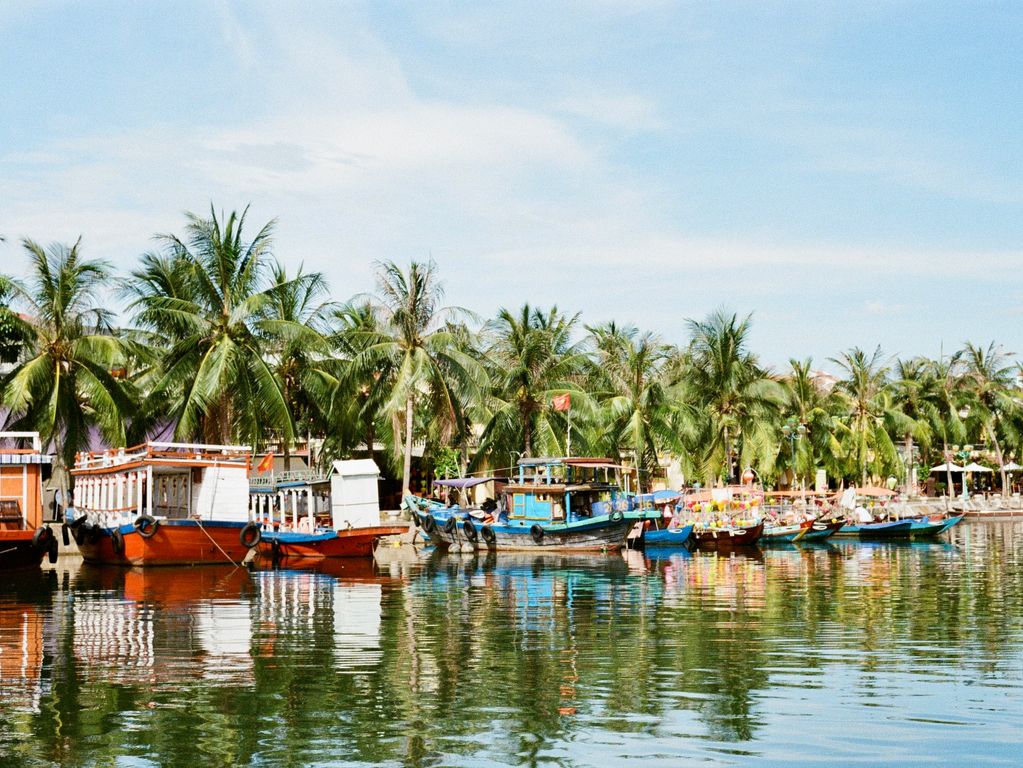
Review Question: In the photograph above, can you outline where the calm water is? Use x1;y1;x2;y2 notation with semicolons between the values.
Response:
1;522;1022;767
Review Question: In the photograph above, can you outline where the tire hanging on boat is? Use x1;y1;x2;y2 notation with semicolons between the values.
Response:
47;538;58;564
240;522;262;548
530;524;545;545
32;526;53;550
134;515;159;539
481;525;496;545
88;523;101;544
443;516;458;534
410;511;422;528
462;519;479;543
610;510;624;523
61;523;70;547
422;515;438;535
111;528;125;555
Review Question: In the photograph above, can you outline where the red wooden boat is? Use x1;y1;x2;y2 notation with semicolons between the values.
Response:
258;525;408;561
0;432;57;570
69;441;262;566
692;521;764;548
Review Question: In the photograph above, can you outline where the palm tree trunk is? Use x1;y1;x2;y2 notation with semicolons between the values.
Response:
283;439;291;472
904;435;914;495
523;407;533;458
991;429;1007;498
402;394;414;496
722;425;730;485
944;441;952;512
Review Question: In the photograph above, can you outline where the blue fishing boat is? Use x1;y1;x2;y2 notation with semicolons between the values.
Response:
642;524;694;547
834;519;914;538
412;458;658;551
906;514;965;537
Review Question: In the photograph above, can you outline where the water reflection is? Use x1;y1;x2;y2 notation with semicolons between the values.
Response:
0;522;1019;766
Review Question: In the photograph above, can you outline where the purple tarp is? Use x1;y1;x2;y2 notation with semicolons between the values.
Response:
433;477;508;489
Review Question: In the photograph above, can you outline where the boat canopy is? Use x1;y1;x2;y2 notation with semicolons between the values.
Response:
433;476;508;489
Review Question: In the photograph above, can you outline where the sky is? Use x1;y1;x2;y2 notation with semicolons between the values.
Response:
1;1;1021;371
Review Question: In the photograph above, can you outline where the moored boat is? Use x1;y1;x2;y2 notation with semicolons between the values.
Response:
692;521;764;548
905;513;965;537
642;524;695;547
835;519;914;538
0;432;57;569
416;457;657;552
253;459;407;562
69;441;262;566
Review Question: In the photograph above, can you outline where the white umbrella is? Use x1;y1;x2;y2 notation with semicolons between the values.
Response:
963;462;993;473
1002;461;1022;471
930;462;965;473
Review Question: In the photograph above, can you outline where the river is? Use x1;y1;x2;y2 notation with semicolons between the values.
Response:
0;521;1020;766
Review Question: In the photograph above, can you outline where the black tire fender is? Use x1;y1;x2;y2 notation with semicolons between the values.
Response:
462;519;479;543
47;538;59;564
32;526;53;550
111;528;125;555
443;516;458;534
530;524;545;545
134;515;159;539
481;525;496;545
610;510;624;523
422;515;438;535
240;522;262;548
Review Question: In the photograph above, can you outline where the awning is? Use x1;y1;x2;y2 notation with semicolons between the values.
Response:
930;463;965;473
854;485;895;497
1002;462;1023;471
963;462;992;473
433;477;508;489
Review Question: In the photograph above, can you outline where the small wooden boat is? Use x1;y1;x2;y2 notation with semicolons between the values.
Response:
642;524;694;547
835;519;914;538
0;432;58;570
800;520;845;540
692;521;764;548
260;525;407;560
760;522;806;543
905;514;965;537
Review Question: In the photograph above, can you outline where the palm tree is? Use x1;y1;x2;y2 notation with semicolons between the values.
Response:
830;346;903;486
261;261;335;469
348;260;484;496
587;323;687;492
777;359;842;489
683;310;781;484
0;273;32;365
127;205;298;446
474;304;588;466
961;342;1018;497
926;353;968;503
890;357;935;494
1;238;134;502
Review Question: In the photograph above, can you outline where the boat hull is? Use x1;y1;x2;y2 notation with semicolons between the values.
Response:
0;531;47;570
906;514;965;537
835;519;914;538
76;520;256;566
800;520;845;540
431;514;639;552
692;522;764;548
642;524;695;547
258;525;408;559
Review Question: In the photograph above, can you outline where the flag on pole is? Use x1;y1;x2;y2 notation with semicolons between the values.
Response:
257;451;274;473
552;393;571;412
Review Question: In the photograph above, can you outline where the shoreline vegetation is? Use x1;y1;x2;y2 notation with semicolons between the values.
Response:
2;205;1021;501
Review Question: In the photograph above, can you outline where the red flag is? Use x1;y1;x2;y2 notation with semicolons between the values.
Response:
256;451;274;473
552;393;571;412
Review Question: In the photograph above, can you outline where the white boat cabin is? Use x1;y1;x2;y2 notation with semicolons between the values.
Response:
249;469;332;532
71;442;251;528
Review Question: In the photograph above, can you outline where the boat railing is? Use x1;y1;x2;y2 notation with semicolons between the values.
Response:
74;441;252;471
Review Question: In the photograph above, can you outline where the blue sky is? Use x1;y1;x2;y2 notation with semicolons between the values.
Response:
1;1;1021;370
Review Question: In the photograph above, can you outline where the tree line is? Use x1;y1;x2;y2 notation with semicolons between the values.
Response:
2;206;1021;499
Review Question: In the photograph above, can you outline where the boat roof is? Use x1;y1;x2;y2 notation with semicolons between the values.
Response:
516;457;631;471
0;431;50;462
433;476;509;489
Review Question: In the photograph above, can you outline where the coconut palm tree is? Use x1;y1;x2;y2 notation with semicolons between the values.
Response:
474;304;589;467
830;346;904;486
776;359;842;488
587;323;688;492
261;261;335;469
961;342;1018;497
348;260;485;496
1;238;134;502
683;310;782;484
127;205;299;446
925;353;969;503
890;357;936;494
